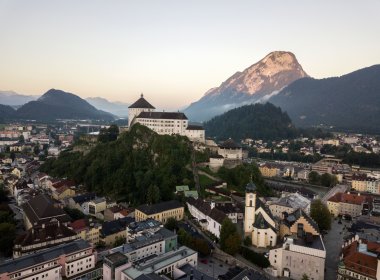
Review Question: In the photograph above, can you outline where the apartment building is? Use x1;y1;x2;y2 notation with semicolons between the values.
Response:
327;192;370;217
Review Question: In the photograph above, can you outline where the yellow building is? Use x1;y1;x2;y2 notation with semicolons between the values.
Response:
100;217;133;246
69;219;101;245
135;200;184;223
259;164;279;178
327;192;368;217
52;186;76;200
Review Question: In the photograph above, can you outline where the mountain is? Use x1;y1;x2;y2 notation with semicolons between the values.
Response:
86;97;129;117
10;89;114;121
204;103;298;141
0;104;16;121
0;91;39;106
269;65;380;133
184;51;308;122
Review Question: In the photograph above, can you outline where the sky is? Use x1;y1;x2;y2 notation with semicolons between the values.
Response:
0;0;380;109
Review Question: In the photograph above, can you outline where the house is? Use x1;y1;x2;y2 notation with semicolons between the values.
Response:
69;218;102;245
338;237;380;280
21;194;71;230
259;164;280;178
103;252;130;280
135;200;184;223
52;185;76;200
268;209;326;280
0;240;100;280
218;139;246;160
13;221;78;258
327;192;371;217
186;197;228;238
129;94;205;143
100;217;135;246
244;182;277;248
104;205;131;221
126;219;163;243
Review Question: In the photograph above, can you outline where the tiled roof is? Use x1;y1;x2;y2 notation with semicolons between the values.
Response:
342;241;380;278
219;139;240;149
284;208;319;233
137;111;188;120
186;124;204;130
70;219;87;231
186;197;227;224
22;194;70;226
14;222;77;248
101;217;134;237
328;192;367;205
136;200;183;215
129;95;155;109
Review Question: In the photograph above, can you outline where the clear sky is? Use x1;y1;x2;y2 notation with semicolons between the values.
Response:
1;0;379;109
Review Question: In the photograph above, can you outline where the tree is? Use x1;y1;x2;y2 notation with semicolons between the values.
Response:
0;223;16;257
33;145;40;155
64;207;85;221
320;173;338;188
310;199;331;231
164;217;178;231
302;274;310;280
98;125;119;143
10;152;15;162
146;185;160;204
220;218;241;255
113;236;125;247
308;171;320;185
18;135;25;143
243;236;252;246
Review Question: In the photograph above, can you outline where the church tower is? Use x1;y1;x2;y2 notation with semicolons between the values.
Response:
128;94;155;127
244;181;257;235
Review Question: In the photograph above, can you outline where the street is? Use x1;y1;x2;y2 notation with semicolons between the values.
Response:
323;218;346;280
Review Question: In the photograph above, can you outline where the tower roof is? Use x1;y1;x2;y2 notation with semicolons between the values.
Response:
129;94;155;109
246;181;257;192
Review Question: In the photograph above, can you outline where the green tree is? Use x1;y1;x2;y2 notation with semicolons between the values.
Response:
243;236;252;246
220;218;241;255
308;171;320;185
302;274;310;280
146;185;160;205
164;217;178;231
0;223;16;257
310;199;331;231
18;135;25;143
113;236;125;247
64;207;85;221
320;173;338;188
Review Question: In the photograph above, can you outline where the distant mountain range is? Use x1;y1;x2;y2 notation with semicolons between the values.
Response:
0;89;114;121
86;97;129;117
0;91;38;107
184;51;308;121
269;65;380;133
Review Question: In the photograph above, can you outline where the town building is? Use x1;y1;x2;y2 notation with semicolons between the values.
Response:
21;194;71;230
128;95;205;143
267;192;311;219
352;173;380;194
268;209;326;280
69;218;102;245
327;192;370;217
121;246;197;280
100;217;134;246
135;200;184;223
126;219;163;243
0;240;100;280
244;182;277;248
186;198;228;238
104;205;131;221
103;252;130;280
338;237;380;280
13;221;78;258
259;164;280;178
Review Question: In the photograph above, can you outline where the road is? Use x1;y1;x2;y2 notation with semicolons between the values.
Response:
264;178;329;198
323;219;347;280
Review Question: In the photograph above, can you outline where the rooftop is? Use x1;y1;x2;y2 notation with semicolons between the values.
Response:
0;240;91;274
137;111;188;120
136;200;183;215
129;94;156;109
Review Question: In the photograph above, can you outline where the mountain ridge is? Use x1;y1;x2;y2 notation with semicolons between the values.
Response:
184;51;308;121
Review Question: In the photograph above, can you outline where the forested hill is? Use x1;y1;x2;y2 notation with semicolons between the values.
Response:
40;124;193;204
204;103;299;141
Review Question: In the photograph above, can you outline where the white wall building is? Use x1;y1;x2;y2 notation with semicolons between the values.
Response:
128;95;205;143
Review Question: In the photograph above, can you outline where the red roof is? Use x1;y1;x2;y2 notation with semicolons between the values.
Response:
70;219;87;231
328;192;367;205
342;241;379;278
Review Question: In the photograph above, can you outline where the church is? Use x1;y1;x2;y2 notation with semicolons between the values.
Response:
244;182;278;248
128;95;205;143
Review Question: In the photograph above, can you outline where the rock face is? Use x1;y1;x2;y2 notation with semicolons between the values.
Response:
184;51;308;121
